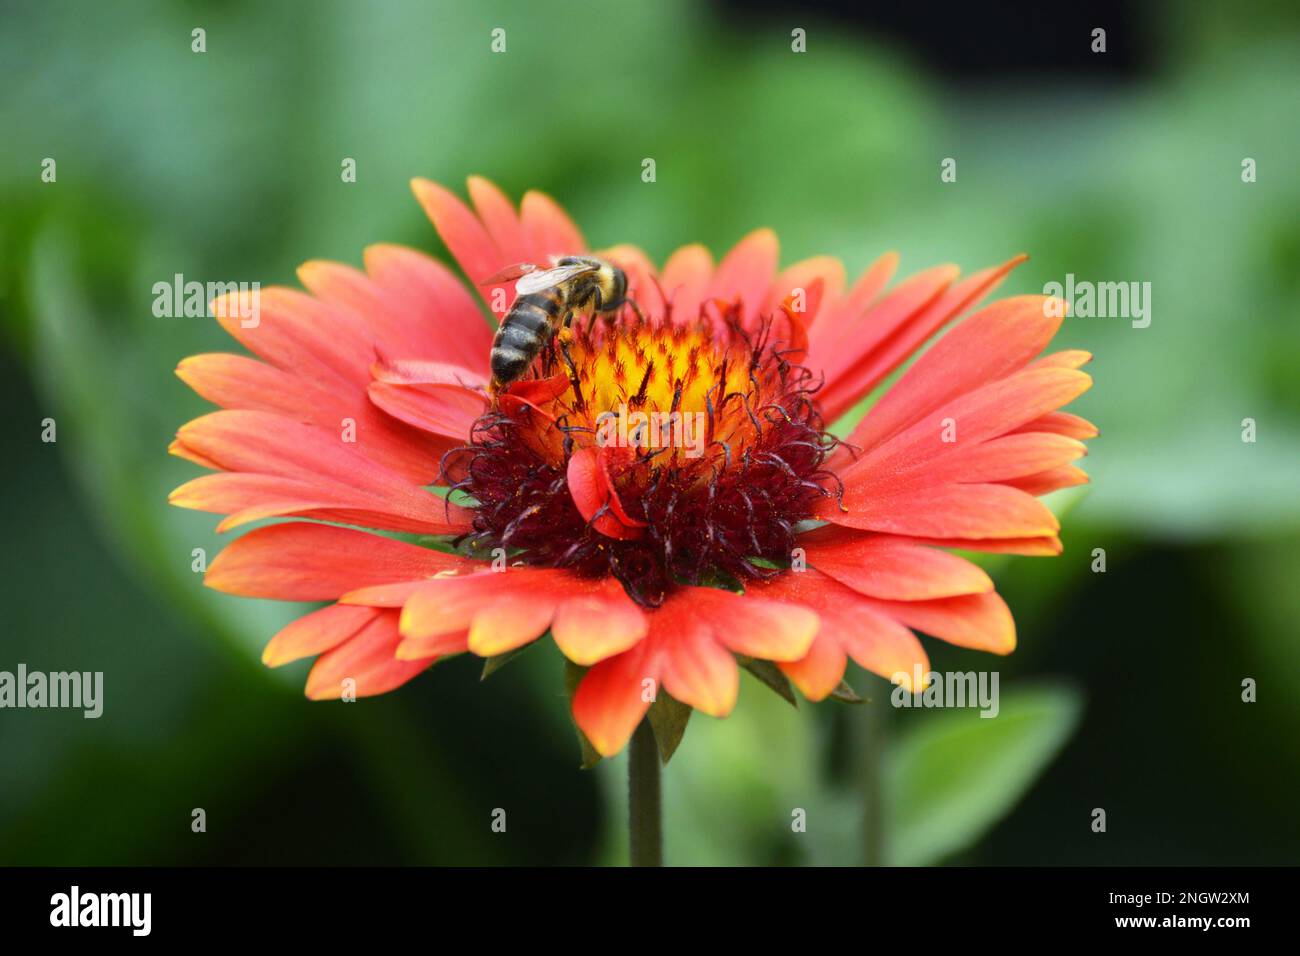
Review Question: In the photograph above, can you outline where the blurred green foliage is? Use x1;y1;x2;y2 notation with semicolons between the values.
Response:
1;1;1297;865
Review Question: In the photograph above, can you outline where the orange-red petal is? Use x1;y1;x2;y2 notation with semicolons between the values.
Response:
707;228;778;329
550;578;649;666
659;243;713;326
571;641;657;758
799;525;993;600
305;609;440;700
870;590;1016;655
206;522;471;601
263;603;380;667
750;569;928;698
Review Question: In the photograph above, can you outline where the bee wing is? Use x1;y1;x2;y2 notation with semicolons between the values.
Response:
478;262;541;286
514;262;600;295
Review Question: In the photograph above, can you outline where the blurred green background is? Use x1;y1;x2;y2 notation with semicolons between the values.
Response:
2;0;1297;865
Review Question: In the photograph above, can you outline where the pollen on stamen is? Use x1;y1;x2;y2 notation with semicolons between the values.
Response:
442;302;844;607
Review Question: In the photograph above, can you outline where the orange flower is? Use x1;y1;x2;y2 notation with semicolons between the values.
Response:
171;176;1095;758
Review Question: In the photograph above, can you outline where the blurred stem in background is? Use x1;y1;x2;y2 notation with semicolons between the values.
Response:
859;698;886;866
628;720;663;866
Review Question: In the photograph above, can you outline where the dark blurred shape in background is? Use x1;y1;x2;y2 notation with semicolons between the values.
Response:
723;0;1153;80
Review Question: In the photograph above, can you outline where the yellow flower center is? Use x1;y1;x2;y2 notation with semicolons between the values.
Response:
447;306;839;606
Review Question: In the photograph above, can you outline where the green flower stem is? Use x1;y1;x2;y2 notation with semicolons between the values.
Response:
628;719;663;866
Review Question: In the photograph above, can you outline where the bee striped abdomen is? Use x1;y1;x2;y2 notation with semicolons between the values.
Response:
490;291;565;387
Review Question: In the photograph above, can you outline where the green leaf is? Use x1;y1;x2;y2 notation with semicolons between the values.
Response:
691;568;745;594
410;534;469;556
884;683;1083;866
739;658;798;708
830;680;865;704
480;642;535;680
646;691;692;763
562;659;603;769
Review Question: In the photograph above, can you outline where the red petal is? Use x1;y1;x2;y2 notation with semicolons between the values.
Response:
340;578;440;608
799;525;994;599
569;586;815;754
305;609;437;700
364;569;645;666
566;446;646;540
846;293;1067;452
206;523;471;600
172;410;471;533
193;290;450;485
707;228;778;329
835;367;1093;504
870;590;1016;654
520;189;587;259
1003;464;1090;496
171;467;468;538
503;373;571;406
468;175;531;264
177;353;334;420
395;628;470;661
682;587;819;661
764;256;846;326
823;480;1061;540
660;244;713;326
468;593;557;657
927;432;1088;484
815;264;958;417
778;634;848;702
571;641;658;758
658;626;740;718
1012;410;1099;440
297;259;452;366
893;534;1063;557
399;572;519;641
1027;349;1092;371
397;568;631;661
819;256;1027;421
363;243;495;374
209;286;371;393
551;579;648;666
263;604;379;667
367;380;486;439
411;178;503;304
751;569;929;694
812;250;898;345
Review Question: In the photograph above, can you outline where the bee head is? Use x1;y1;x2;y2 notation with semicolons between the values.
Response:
606;263;627;309
552;255;625;312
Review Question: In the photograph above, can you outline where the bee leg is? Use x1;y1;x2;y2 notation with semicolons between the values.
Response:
558;338;585;412
584;290;604;335
627;298;647;325
557;310;575;346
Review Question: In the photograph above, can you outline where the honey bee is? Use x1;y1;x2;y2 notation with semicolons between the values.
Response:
481;255;628;394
